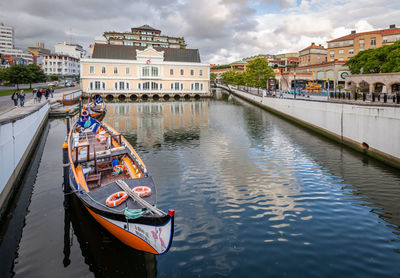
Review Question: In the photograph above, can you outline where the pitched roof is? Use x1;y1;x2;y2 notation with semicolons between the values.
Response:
134;25;160;31
92;44;201;63
328;27;400;42
300;44;326;52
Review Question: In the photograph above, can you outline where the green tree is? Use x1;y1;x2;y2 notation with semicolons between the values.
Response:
26;64;47;88
49;74;59;81
245;58;275;93
210;72;217;82
1;64;30;89
346;41;400;74
221;70;236;84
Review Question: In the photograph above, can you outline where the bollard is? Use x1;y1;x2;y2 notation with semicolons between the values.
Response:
62;142;70;193
384;94;387;103
66;109;70;134
372;93;375;102
362;93;366;101
378;94;381;102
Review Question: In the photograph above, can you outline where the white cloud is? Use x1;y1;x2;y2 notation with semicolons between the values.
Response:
0;0;399;64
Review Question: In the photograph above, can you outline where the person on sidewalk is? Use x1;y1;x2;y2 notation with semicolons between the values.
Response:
33;89;38;103
50;87;54;98
19;90;25;107
11;91;19;106
38;88;43;103
45;88;50;100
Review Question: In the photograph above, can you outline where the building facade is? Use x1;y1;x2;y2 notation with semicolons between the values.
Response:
27;42;51;65
0;22;33;66
80;44;209;98
327;24;400;62
103;25;186;49
42;54;80;76
299;43;327;67
54;42;86;59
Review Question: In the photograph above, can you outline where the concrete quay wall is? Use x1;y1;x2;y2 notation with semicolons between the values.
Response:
218;85;400;169
0;102;50;217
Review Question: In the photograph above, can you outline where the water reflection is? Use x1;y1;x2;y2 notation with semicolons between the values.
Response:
63;193;157;277
104;102;208;147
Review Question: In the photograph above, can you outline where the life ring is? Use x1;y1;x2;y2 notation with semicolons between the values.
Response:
113;164;125;172
106;191;128;207
132;186;151;197
81;109;89;117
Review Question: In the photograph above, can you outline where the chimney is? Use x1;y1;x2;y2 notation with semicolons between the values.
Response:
351;30;356;34
390;24;396;29
311;42;315;45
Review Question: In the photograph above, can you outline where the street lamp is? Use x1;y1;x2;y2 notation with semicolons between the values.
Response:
293;70;296;99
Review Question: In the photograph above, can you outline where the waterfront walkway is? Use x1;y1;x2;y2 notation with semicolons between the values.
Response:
218;83;400;107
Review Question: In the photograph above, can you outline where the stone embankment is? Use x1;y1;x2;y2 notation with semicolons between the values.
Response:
215;84;400;169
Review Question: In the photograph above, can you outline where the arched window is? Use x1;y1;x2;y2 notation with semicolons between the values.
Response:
143;82;150;90
142;66;159;77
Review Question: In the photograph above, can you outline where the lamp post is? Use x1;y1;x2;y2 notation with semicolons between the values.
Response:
293;70;296;99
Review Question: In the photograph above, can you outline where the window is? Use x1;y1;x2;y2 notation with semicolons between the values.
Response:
151;67;158;76
142;66;158;77
143;82;150;90
191;83;201;91
170;69;174;75
199;69;203;76
359;39;365;46
114;82;118;90
190;69;194;76
338;49;344;55
174;82;180;90
349;49;354;54
330;51;334;57
126;83;129;90
102;66;106;74
142;67;150;76
119;81;124;90
126;67;130;74
371;37;376;46
151;82;158;90
180;69;184;76
89;66;94;74
90;82;93;90
95;81;101;90
114;66;118;74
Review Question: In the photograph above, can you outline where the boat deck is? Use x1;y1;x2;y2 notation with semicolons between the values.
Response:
79;177;157;214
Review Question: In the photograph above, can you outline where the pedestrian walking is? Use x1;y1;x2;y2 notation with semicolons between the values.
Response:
38;88;43;103
45;88;50;100
19;90;25;107
33;89;38;103
50;87;54;98
11;91;19;106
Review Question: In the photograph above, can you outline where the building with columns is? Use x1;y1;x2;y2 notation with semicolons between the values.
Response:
80;44;210;99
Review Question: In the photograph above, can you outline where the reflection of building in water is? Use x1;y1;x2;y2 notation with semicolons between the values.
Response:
104;102;208;146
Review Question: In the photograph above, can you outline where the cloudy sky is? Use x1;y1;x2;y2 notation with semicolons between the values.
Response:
1;0;400;64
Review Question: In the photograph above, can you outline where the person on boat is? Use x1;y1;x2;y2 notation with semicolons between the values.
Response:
77;109;97;129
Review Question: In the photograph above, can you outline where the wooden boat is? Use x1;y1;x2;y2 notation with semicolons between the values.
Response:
66;111;174;255
86;96;107;121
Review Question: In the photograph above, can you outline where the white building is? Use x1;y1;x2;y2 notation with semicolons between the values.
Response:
42;54;80;76
0;22;33;66
54;42;86;59
0;23;14;49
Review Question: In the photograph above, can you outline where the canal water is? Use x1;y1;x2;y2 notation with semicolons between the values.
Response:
1;93;400;277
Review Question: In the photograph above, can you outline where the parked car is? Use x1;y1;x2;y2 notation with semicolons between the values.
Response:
65;82;75;87
47;82;57;87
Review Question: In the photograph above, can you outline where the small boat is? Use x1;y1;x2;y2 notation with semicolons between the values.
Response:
66;111;174;255
86;96;107;121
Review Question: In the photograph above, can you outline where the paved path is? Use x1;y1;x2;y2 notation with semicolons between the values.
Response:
0;85;79;113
